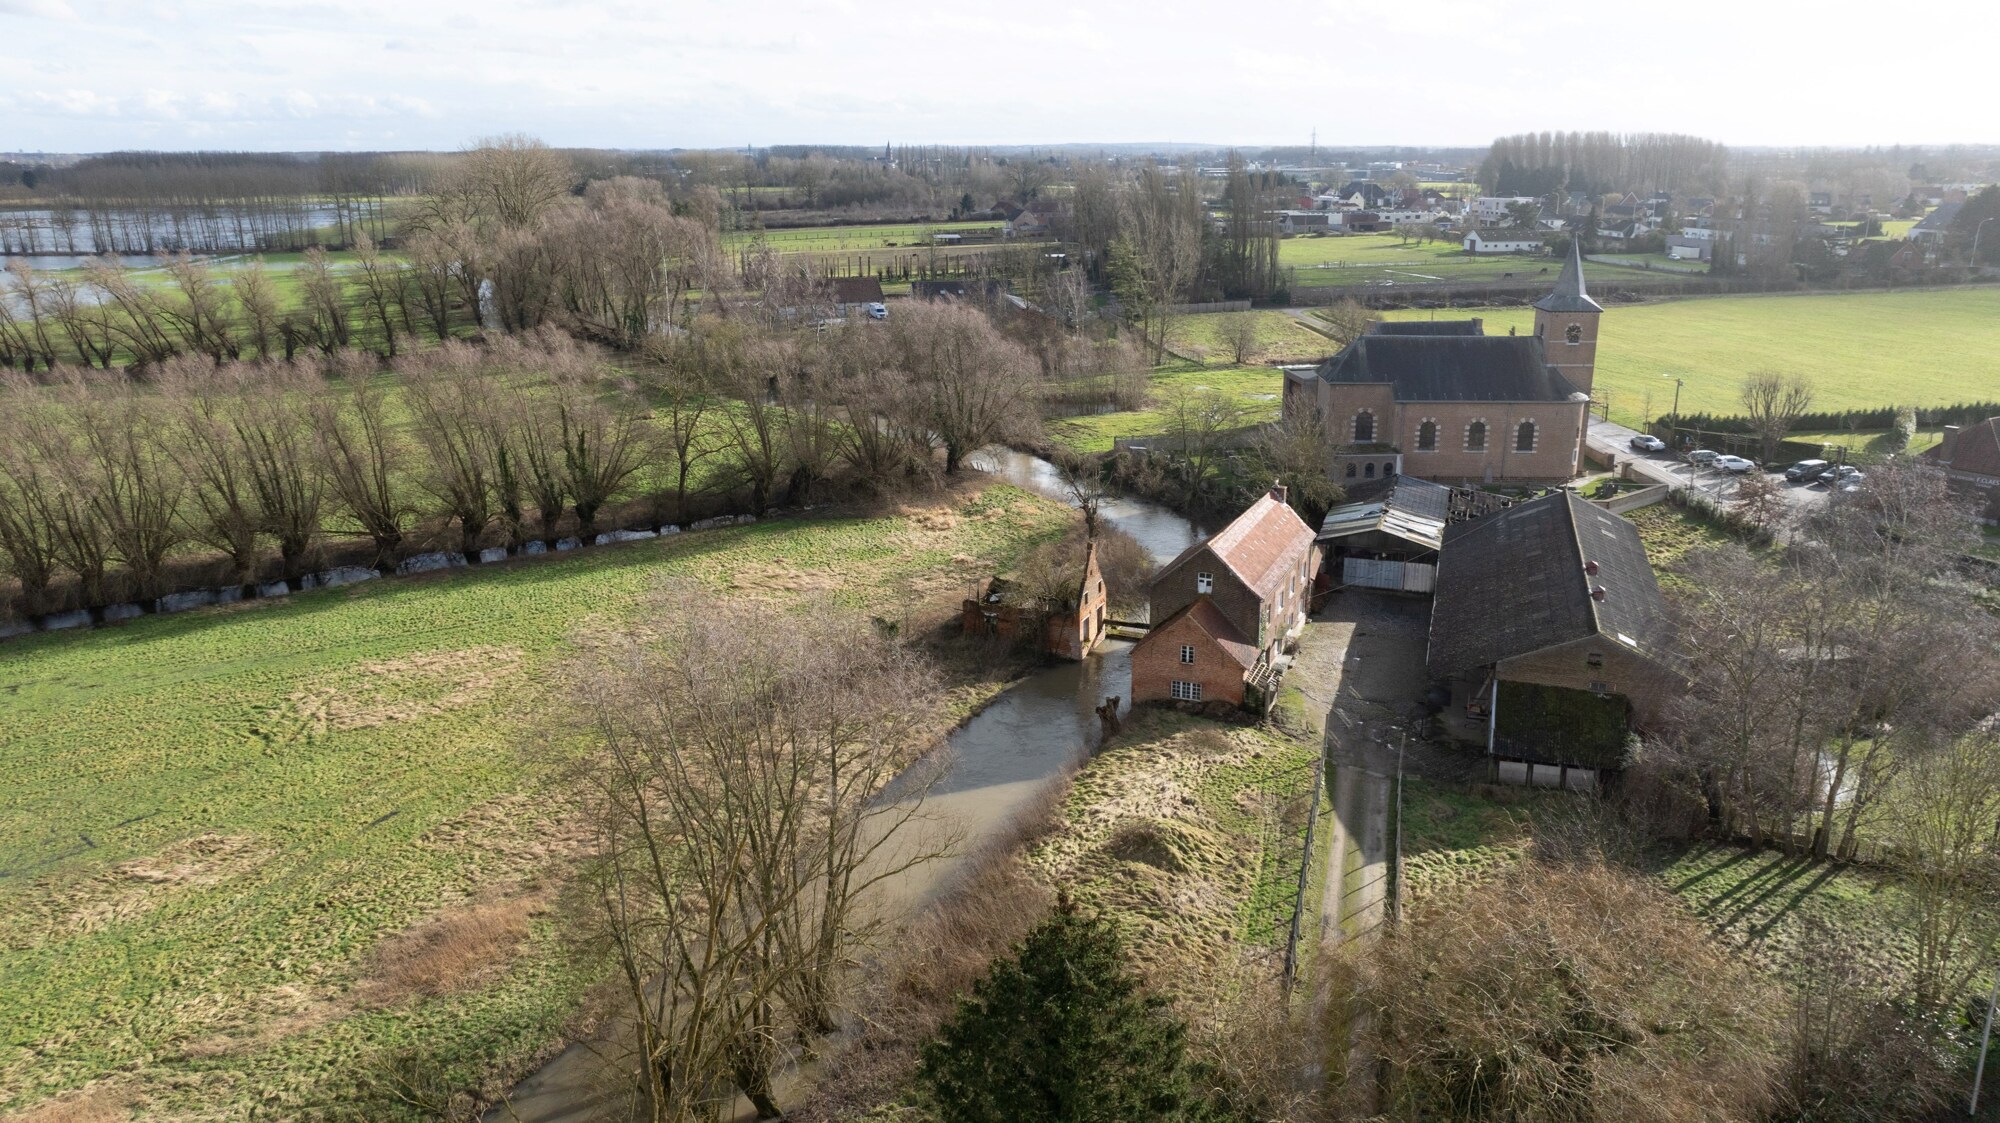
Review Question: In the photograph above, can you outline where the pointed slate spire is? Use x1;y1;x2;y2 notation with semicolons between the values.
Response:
1533;235;1603;313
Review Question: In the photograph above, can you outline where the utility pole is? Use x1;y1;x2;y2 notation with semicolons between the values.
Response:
1973;967;2000;1114
1393;733;1405;926
1666;376;1685;444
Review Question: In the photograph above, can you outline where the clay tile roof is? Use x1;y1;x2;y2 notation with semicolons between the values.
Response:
1150;597;1258;669
1183;494;1316;599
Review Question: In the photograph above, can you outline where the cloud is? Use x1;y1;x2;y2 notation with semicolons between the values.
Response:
0;0;76;18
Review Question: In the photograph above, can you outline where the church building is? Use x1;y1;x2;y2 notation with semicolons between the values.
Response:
1283;240;1603;486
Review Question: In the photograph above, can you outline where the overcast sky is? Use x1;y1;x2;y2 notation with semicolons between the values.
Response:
3;0;1995;154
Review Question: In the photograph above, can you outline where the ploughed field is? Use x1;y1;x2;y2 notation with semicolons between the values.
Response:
0;485;1068;1119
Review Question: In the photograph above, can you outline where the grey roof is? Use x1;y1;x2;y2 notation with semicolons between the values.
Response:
1427;492;1671;676
1370;319;1486;336
1911;202;1963;233
1318;474;1452;550
1314;334;1582;403
1532;238;1603;313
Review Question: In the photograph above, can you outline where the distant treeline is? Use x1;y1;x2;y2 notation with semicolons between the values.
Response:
1670;402;2000;435
1479;131;1730;197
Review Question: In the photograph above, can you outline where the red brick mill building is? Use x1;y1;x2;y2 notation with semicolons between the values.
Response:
1130;488;1320;711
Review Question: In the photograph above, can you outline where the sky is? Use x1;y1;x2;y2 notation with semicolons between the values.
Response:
3;0;1997;154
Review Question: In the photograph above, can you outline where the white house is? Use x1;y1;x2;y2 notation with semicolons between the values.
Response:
1376;208;1442;226
1462;231;1543;254
1277;210;1334;234
1473;196;1540;223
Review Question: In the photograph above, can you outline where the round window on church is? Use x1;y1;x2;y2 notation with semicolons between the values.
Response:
1565;323;1583;345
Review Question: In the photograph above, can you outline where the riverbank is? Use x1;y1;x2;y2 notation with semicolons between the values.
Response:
0;479;1074;1121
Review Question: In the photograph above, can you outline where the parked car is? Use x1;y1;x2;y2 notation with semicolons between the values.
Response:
1784;458;1831;482
1688;449;1721;466
1817;465;1865;487
1713;454;1756;473
865;302;889;321
1629;434;1667;452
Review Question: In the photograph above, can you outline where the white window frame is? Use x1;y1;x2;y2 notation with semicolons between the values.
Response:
1196;571;1214;594
1180;644;1196;664
1170;680;1203;702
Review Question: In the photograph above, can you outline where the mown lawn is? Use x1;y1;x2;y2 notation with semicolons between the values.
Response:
1165;310;1334;366
1278;232;1692;289
1382;287;2000;427
0;484;1071;1119
1048;364;1283;453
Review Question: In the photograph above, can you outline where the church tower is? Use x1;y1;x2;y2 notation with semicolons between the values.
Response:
1533;237;1603;395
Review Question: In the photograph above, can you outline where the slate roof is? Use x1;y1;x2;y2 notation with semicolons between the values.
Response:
1910;202;1963;235
1924;417;2000;479
1427;491;1672;676
1532;238;1603;313
831;277;885;304
1314;334;1582;403
1370;319;1486;336
1159;492;1315;601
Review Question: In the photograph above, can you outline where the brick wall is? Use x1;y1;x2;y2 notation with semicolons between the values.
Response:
1497;638;1675;727
1392;400;1589;483
1531;309;1599;395
1152;546;1265;646
1131;613;1248;706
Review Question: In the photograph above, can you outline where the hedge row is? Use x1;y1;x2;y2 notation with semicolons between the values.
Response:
1668;402;2000;435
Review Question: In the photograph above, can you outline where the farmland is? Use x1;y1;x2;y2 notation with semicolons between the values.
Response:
721;221;1001;253
1383;286;2000;427
0;483;1072;1119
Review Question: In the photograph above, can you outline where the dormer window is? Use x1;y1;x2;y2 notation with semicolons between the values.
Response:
1197;571;1213;594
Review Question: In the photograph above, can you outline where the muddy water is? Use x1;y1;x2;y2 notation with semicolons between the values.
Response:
495;452;1202;1122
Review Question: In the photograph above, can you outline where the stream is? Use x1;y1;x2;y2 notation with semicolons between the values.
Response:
493;448;1208;1122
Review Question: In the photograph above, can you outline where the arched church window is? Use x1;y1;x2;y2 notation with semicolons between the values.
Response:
1345;463;1357;479
1466;421;1488;451
1353;410;1375;443
1416;420;1438;451
1516;420;1537;452
1364;462;1376;479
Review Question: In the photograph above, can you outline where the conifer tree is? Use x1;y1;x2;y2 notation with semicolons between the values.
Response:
916;893;1235;1123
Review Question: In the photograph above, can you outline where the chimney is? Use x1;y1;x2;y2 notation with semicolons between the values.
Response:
1590;585;1607;601
1270;483;1288;505
1584;560;1600;576
1940;425;1962;460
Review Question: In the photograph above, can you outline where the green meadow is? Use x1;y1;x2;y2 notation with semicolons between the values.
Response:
1383;287;2000;426
0;485;1069;1119
1048;363;1283;453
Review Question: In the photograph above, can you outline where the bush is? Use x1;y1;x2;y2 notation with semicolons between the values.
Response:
1357;861;1784;1122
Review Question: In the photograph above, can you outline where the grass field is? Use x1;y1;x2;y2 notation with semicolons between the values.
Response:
1278;232;1698;289
1164;310;1335;366
722;221;1001;253
1383;287;2000;427
0;484;1071;1119
1048;363;1284;453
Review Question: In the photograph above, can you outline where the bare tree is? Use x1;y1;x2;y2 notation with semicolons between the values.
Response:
1250;405;1344;526
461;134;574;230
61;370;186;605
1884;725;2000;1013
162;357;267;592
156;253;240;361
1161;387;1245;502
313;355;411;573
232;262;282;361
640;339;724;524
1050;446;1108;537
1219;312;1260;365
0;375;72;616
297;246;351;354
403;345;499;559
349;230;404;358
1738;371;1814;462
887;302;1042;474
568;593;950;1122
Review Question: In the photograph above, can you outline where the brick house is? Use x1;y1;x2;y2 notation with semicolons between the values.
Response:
1131;489;1320;710
1283;239;1601;486
1923;417;2000;524
962;541;1109;659
1427;491;1676;786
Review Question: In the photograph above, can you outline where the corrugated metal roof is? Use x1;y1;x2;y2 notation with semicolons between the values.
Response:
1317;475;1451;550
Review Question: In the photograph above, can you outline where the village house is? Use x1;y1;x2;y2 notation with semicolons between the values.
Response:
1283;239;1600;485
1428;490;1676;789
1130;489;1319;711
829;276;885;317
961;541;1110;660
1277;210;1335;234
1922;418;2000;524
1462;230;1543;254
